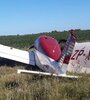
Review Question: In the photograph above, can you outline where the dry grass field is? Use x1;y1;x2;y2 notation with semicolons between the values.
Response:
0;66;90;100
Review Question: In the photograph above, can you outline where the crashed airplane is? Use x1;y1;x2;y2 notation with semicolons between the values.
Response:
0;30;89;78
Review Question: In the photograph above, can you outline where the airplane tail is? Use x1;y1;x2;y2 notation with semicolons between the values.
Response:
60;30;77;66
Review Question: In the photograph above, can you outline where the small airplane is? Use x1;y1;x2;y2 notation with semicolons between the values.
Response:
0;30;89;78
17;30;77;78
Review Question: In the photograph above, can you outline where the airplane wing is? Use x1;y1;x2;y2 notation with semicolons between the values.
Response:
17;69;79;78
0;44;35;65
60;30;77;66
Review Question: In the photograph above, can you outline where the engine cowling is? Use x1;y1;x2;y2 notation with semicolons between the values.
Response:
34;35;61;61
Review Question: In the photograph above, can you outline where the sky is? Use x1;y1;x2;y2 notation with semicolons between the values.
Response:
0;0;90;35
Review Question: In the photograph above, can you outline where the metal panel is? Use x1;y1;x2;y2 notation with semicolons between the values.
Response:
68;42;90;73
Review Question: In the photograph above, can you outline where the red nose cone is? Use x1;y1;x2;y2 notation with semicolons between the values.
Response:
39;36;61;61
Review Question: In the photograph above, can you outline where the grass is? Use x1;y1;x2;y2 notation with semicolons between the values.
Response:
0;66;90;100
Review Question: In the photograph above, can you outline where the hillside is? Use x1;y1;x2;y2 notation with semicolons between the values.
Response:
0;30;90;49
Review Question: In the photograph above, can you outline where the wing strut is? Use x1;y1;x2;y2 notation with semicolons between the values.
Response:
17;69;79;78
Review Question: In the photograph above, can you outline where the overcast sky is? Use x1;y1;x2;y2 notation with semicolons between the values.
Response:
0;0;90;35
